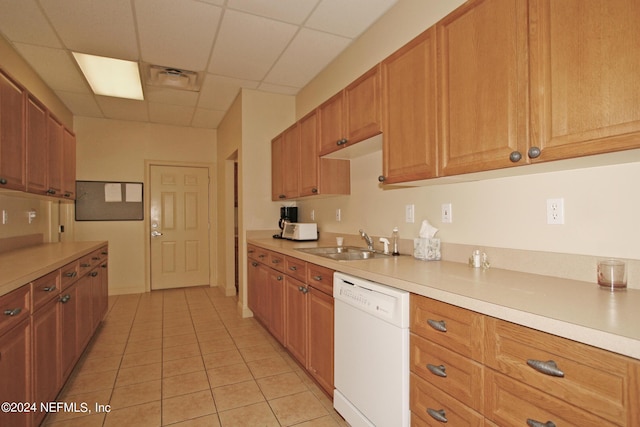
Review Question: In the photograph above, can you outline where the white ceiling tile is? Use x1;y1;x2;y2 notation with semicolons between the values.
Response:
96;97;149;122
198;74;259;111
264;28;350;88
209;10;298;81
148;103;195;127
135;0;222;71
55;91;104;118
306;0;397;38
191;108;226;129
144;86;199;107
197;0;225;5
0;0;61;48
226;0;319;25
39;0;138;60
13;43;90;93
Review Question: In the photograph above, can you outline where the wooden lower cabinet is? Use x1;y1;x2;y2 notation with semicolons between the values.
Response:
31;296;59;426
59;281;79;380
266;269;285;344
284;276;307;366
410;294;640;427
307;285;334;396
0;319;31;427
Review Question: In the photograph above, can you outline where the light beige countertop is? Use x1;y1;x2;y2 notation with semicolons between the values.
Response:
248;235;640;360
0;241;107;297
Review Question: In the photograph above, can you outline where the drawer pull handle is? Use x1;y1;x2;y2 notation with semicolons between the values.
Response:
313;275;322;281
426;364;447;378
43;286;57;292
527;419;556;427
81;263;91;267
271;259;280;264
251;262;258;267
526;359;564;377
426;408;447;423
65;271;77;278
90;272;99;277
4;308;22;317
427;319;447;332
289;266;297;271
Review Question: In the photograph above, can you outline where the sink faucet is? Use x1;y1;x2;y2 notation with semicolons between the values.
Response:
359;229;374;251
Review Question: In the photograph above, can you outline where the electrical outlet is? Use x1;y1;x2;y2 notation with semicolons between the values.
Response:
546;198;565;224
336;208;341;222
441;203;452;223
405;204;415;223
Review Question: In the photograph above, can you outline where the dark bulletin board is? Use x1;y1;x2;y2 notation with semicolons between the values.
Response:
75;181;144;221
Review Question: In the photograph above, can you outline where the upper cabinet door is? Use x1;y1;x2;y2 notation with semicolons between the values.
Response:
281;123;300;199
62;128;76;199
0;70;26;191
318;92;345;156
47;115;64;197
271;134;285;201
529;0;640;162
344;64;382;145
438;0;530;176
26;95;48;195
299;110;319;197
381;27;438;184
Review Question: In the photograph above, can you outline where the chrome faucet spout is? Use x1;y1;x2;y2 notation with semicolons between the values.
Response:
359;229;374;251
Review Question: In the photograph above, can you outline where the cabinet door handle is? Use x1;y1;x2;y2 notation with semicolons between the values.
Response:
427;319;447;332
528;146;542;159
509;151;522;162
47;188;57;194
276;276;283;281
311;188;318;193
527;419;556;427
426;364;447;378
90;272;99;277
258;254;266;258
251;262;258;267
43;286;57;292
426;408;447;423
3;308;22;316
298;286;308;294
312;275;322;281
60;294;71;303
0;178;7;185
336;138;348;146
279;194;286;199
378;175;386;182
526;359;564;377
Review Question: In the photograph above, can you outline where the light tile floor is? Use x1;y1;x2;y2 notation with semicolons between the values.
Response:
44;286;349;427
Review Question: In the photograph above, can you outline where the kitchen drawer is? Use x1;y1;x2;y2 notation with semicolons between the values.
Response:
78;253;94;276
411;333;483;412
485;370;619;427
306;263;333;296
31;270;60;312
410;294;484;362
410;372;484;427
0;285;30;336
60;260;79;290
485;317;635;425
247;244;268;263
285;256;307;282
268;251;285;272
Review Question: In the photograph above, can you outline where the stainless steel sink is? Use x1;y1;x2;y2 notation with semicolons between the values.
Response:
296;246;391;261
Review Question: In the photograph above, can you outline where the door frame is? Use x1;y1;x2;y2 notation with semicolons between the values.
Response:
144;159;217;293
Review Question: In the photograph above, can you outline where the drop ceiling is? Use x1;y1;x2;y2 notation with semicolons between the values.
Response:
0;0;397;129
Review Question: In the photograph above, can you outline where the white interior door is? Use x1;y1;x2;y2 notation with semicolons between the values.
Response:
150;165;210;290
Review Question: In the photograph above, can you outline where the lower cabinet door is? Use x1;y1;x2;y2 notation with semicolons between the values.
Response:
268;270;285;345
307;286;334;396
284;276;307;366
0;319;31;427
75;275;93;354
32;297;60;426
60;284;78;380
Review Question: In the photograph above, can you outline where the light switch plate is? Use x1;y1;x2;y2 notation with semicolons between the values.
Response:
441;203;452;223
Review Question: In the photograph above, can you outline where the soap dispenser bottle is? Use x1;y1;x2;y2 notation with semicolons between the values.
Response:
391;227;400;256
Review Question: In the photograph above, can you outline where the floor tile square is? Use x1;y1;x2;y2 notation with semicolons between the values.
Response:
218;402;279;427
212;380;265;411
162;390;217;425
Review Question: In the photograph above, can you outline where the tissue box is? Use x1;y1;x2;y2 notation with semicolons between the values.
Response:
414;238;441;261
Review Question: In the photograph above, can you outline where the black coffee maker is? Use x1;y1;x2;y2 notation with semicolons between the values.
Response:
277;206;298;237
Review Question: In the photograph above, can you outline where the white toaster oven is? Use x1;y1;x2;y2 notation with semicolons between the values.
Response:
281;222;318;241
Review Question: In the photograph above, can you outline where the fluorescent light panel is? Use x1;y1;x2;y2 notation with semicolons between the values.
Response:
73;52;144;100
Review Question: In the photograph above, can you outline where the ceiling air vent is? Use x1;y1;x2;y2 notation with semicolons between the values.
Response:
143;63;202;91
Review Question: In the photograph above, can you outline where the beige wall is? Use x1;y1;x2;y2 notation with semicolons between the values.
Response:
73;117;216;295
293;0;640;265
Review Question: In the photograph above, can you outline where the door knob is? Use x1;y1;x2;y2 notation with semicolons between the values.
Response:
151;230;163;237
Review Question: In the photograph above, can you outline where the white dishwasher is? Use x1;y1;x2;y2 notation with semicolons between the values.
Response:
333;272;410;427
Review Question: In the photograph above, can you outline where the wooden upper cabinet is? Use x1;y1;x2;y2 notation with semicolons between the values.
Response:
438;0;530;176
26;94;49;195
271;124;300;201
281;123;300;199
62;128;76;199
381;27;438;183
318;65;382;156
0;70;26;191
47;115;64;197
271;134;285;201
529;0;640;162
299;110;320;196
